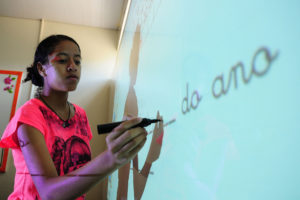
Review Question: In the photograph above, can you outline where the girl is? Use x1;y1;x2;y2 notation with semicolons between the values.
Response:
0;35;147;200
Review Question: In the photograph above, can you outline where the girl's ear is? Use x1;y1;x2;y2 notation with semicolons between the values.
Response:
37;62;47;77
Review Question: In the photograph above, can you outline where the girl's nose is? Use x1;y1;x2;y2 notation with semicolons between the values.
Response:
67;60;78;72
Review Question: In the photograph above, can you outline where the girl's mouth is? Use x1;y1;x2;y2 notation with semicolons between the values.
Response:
67;75;79;81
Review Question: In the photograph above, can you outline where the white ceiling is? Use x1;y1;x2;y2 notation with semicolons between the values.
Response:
0;0;126;30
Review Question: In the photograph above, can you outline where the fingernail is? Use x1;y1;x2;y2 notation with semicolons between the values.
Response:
137;117;143;123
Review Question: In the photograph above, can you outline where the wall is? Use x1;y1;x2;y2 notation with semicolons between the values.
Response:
0;16;40;199
0;16;117;199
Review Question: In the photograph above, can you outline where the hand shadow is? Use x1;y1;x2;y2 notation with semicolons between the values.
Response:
116;24;165;200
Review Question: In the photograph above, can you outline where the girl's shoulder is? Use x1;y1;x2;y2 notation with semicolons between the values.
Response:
19;98;45;111
70;103;86;115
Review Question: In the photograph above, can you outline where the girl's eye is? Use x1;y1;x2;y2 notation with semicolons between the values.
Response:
75;60;81;65
58;59;67;64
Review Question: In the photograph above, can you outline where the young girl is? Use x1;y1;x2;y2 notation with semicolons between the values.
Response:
0;35;147;200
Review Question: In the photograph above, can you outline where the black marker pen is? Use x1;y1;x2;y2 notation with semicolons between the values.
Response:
97;118;161;134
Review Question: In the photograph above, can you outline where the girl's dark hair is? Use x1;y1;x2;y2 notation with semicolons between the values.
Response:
24;34;81;87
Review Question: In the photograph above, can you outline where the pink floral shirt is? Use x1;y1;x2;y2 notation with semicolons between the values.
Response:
0;98;93;200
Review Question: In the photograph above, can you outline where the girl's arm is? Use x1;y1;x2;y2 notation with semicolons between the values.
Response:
18;117;147;200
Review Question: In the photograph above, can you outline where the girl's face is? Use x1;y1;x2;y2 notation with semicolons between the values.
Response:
42;40;81;92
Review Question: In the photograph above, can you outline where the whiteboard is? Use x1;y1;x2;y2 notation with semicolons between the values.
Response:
108;0;300;199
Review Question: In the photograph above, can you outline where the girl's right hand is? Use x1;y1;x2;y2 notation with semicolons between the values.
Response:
105;117;147;167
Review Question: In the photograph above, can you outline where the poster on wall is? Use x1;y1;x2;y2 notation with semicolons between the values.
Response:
0;70;22;172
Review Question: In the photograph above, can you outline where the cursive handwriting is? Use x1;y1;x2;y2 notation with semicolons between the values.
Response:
181;46;279;114
212;47;279;98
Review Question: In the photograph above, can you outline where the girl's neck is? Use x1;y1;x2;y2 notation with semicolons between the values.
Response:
40;90;69;110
